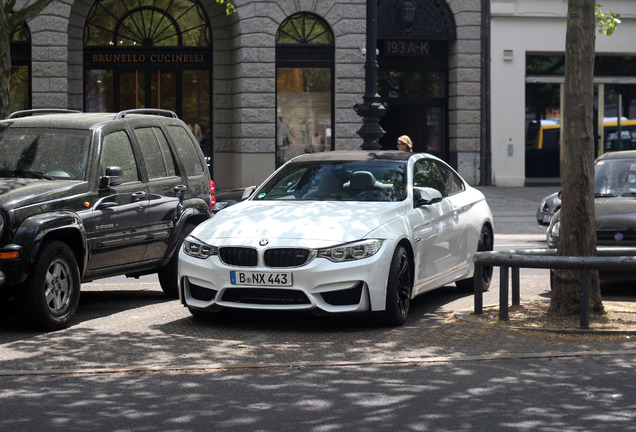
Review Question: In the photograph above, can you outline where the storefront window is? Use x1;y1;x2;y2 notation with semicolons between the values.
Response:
276;13;334;167
83;0;213;170
9;23;31;113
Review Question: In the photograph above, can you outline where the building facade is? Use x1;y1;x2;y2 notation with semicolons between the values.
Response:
491;0;636;186
9;0;486;188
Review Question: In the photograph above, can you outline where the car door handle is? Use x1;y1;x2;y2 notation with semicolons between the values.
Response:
131;191;147;201
174;185;187;195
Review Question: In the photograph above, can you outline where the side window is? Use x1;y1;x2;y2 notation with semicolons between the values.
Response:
413;159;446;196
134;127;177;179
101;131;139;183
436;162;465;196
167;125;205;176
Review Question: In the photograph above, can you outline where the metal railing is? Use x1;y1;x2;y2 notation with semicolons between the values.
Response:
472;248;636;329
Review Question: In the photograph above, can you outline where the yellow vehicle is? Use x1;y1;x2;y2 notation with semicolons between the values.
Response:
526;118;636;178
602;118;636;152
525;119;561;177
525;119;560;151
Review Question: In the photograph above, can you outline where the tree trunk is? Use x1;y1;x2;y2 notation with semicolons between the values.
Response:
550;0;603;316
0;8;11;119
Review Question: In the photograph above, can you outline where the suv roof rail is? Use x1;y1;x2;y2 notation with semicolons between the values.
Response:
116;109;178;120
8;109;82;119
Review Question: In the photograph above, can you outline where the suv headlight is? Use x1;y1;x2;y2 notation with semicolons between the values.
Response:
317;239;383;262
183;236;218;259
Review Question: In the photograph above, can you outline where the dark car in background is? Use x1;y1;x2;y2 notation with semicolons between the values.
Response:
546;150;636;280
537;190;561;225
0;109;214;330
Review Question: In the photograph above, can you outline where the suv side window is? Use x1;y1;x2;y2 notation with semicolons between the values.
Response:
101;131;140;183
167;125;205;176
134;127;178;179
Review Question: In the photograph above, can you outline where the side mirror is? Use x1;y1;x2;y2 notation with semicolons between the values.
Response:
99;166;124;188
414;186;443;207
241;186;257;200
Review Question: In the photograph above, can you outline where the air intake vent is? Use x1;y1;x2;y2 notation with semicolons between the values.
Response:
264;248;312;267
219;247;258;267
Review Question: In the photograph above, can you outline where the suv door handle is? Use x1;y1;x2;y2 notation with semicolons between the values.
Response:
174;185;187;195
131;191;147;201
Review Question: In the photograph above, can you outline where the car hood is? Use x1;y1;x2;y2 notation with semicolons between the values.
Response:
192;200;407;246
595;197;636;229
0;178;87;211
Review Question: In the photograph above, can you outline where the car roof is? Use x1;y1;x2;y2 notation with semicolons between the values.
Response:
1;113;118;130
1;109;180;131
596;150;636;161
288;150;417;163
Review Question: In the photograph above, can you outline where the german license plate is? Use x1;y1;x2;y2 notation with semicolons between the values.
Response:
230;271;292;286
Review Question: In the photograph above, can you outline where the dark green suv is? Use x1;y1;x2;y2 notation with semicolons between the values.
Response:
0;109;213;330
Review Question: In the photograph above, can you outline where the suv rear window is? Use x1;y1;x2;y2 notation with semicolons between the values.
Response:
167;125;205;176
0;128;91;180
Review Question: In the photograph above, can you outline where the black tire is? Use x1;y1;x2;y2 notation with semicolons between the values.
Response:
16;241;81;331
379;245;412;326
456;225;494;293
159;223;196;298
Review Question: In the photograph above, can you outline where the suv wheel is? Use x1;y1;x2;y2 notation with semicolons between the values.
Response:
158;223;196;298
17;241;81;331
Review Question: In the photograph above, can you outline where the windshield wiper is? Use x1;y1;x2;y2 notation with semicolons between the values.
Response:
0;170;54;180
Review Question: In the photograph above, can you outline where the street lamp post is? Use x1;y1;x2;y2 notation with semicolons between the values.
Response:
354;0;386;150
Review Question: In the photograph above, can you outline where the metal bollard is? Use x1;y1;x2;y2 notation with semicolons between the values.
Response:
499;266;509;321
474;264;483;315
580;268;590;329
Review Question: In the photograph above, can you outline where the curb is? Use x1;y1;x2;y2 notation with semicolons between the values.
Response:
2;349;636;377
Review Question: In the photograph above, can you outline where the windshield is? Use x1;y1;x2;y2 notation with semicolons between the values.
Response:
0;127;91;180
594;157;636;196
254;160;407;202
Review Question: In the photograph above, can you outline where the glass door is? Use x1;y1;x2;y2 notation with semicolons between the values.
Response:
118;71;176;111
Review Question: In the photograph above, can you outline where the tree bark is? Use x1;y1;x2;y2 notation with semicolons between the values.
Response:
550;0;604;316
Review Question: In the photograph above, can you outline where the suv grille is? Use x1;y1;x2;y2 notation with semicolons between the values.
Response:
219;247;258;267
264;248;312;267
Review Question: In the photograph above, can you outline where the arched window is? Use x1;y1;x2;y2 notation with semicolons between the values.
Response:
10;23;31;113
83;0;213;168
276;13;334;166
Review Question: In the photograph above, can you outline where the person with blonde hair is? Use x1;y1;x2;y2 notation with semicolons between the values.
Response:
397;135;413;152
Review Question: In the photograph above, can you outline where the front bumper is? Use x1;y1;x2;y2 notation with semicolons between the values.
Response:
0;244;25;290
178;243;395;314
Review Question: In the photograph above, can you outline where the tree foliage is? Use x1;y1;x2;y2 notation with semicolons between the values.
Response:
596;4;621;36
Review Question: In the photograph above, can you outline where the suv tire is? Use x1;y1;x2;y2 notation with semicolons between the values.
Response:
158;223;196;298
17;241;81;331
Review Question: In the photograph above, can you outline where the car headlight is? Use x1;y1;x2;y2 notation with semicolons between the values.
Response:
549;220;560;238
317;239;383;262
183;236;218;259
0;213;4;238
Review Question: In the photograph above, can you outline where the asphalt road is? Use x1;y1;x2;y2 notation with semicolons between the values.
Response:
1;356;634;431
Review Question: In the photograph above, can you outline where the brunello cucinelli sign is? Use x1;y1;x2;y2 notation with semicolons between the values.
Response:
84;50;212;67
